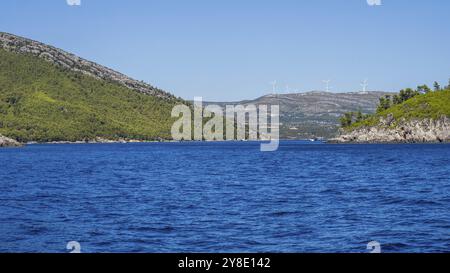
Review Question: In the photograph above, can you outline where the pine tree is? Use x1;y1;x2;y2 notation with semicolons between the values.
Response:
434;81;441;91
340;112;353;127
356;111;363;122
417;84;431;94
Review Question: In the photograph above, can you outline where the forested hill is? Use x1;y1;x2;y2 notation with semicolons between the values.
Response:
0;32;175;99
0;33;184;142
335;87;450;143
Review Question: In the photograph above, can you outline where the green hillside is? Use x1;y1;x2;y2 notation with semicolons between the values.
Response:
342;88;450;130
0;48;182;142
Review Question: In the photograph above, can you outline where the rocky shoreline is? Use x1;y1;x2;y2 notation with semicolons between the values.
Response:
0;136;174;147
28;137;171;145
0;135;22;147
331;116;450;143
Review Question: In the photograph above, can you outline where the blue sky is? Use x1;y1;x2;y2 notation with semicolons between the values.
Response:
1;0;450;101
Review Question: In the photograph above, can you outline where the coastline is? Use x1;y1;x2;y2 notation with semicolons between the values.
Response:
26;138;174;145
326;139;450;144
26;139;450;145
4;136;450;147
331;116;450;144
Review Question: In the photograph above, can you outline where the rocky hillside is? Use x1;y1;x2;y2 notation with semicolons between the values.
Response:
334;90;450;143
0;32;174;100
208;91;392;139
0;33;183;143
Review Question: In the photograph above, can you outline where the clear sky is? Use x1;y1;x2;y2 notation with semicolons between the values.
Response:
1;0;450;101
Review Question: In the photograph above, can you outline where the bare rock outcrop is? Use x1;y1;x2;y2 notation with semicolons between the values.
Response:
332;116;450;143
0;32;175;100
0;135;22;147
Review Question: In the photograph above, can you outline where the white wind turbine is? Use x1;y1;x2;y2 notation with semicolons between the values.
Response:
270;81;277;94
360;79;369;92
322;80;331;92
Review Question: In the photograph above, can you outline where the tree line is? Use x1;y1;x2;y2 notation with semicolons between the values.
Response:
340;79;450;127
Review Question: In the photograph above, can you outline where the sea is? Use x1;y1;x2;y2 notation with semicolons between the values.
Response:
0;141;449;253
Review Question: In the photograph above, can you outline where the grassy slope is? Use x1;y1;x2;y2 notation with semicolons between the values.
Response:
0;48;182;142
348;90;450;130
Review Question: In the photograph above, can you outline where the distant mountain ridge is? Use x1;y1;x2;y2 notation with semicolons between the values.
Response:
207;91;393;139
0;32;175;100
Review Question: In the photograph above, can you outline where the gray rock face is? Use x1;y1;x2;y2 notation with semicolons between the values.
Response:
332;116;450;143
0;32;175;100
0;135;22;147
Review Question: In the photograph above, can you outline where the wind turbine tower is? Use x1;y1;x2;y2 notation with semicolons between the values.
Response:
322;80;331;92
270;81;277;94
361;79;369;92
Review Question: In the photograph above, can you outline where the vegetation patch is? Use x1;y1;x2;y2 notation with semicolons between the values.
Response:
340;82;450;131
0;48;184;142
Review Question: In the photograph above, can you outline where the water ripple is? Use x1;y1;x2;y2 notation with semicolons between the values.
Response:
0;142;449;253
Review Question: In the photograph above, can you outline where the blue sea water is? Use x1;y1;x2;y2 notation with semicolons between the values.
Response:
0;141;449;253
